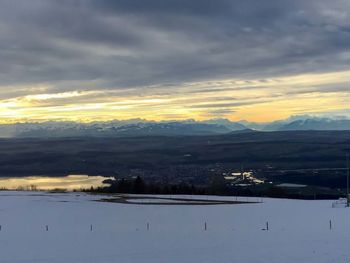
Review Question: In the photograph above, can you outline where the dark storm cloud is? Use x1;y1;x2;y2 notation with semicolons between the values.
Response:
1;0;350;95
92;0;232;15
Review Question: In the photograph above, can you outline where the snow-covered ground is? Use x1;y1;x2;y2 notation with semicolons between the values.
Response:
0;191;348;263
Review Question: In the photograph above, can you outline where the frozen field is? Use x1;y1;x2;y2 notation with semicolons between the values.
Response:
0;191;348;263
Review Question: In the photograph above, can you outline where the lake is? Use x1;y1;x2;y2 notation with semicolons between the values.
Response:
0;175;113;191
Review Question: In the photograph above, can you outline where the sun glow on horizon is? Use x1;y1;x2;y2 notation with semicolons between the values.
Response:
0;70;349;124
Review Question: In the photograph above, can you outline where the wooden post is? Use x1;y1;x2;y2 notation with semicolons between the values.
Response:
46;225;49;231
329;220;332;230
204;222;207;231
266;221;269;231
90;224;93;232
147;223;150;231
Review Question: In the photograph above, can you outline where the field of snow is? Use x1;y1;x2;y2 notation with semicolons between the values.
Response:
0;191;348;263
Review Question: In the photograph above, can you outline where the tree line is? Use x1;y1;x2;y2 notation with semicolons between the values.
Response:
85;176;343;200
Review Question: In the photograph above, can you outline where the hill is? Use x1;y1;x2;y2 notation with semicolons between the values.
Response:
0;130;349;180
0;191;348;263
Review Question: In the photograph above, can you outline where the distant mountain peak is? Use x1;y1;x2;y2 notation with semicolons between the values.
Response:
279;118;350;131
0;115;350;138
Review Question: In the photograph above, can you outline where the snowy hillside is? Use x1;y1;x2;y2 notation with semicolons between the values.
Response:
0;192;348;263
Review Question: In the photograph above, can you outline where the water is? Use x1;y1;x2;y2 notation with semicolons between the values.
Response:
0;175;113;191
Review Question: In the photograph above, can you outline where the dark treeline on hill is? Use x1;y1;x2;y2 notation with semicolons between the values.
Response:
89;176;208;195
87;176;240;195
86;176;343;200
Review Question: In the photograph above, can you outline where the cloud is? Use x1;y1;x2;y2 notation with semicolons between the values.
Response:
0;0;349;87
0;0;350;122
205;108;236;118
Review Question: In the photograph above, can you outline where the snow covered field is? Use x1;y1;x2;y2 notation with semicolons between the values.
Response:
0;191;348;263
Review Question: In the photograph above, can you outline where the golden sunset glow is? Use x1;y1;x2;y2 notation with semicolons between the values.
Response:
0;70;349;123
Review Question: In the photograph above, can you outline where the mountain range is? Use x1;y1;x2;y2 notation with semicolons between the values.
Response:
0;115;349;137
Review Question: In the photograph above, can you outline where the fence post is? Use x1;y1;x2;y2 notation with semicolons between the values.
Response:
46;225;49;231
266;221;269;231
204;222;207;231
90;224;93;232
329;220;332;230
147;222;150;231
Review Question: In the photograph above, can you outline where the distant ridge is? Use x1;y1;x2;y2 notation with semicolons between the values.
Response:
0;122;233;138
278;118;350;131
0;115;349;138
229;128;257;135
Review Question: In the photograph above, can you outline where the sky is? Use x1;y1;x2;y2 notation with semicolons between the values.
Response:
0;0;350;123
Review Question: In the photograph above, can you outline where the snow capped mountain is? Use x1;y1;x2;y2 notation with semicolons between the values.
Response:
279;118;350;131
0;115;349;137
0;121;233;138
240;115;350;131
201;118;247;131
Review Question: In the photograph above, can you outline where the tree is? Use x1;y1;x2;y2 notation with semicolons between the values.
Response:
133;176;146;194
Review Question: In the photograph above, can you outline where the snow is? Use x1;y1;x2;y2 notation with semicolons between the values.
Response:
0;191;349;263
